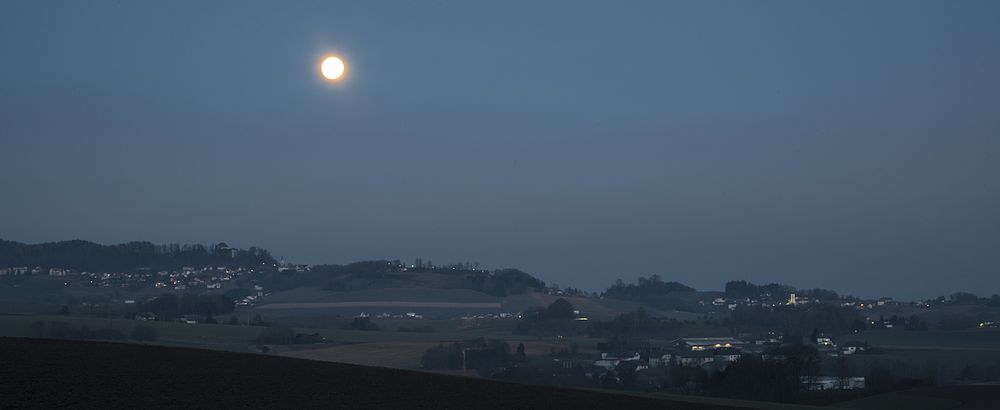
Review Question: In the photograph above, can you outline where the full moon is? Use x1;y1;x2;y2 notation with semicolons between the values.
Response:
320;56;346;80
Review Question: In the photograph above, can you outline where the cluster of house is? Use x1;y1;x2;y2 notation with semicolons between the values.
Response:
460;312;519;320
357;312;426;319
802;376;866;390
0;265;269;298
591;338;748;374
1;267;164;288
705;294;900;311
134;312;208;324
840;297;899;310
275;258;309;273
235;284;269;306
577;336;868;390
148;266;256;292
135;312;157;321
541;287;568;296
0;267;49;276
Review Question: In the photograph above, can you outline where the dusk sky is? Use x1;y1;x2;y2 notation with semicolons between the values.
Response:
2;0;998;300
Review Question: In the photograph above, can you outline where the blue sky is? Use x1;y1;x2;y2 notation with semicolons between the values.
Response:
2;0;998;299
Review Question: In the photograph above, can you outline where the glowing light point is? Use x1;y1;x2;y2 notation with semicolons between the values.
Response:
321;56;346;80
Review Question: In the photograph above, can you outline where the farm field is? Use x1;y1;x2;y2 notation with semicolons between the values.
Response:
264;287;501;304
842;347;1000;384
835;385;1000;410
0;313;265;351
263;315;518;336
255;287;506;318
0;313;518;352
834;391;958;410
835;329;1000;382
0;312;602;368
254;288;707;320
250;305;504;319
281;338;596;369
280;341;440;368
867;304;1000;325
838;329;1000;350
255;301;501;313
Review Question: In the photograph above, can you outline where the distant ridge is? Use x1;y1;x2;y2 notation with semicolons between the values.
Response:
0;238;548;298
0;238;276;272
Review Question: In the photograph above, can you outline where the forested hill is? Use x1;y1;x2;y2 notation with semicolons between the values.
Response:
0;239;276;272
261;263;546;297
601;275;701;310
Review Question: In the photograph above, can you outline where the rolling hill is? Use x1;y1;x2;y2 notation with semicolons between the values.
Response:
1;337;765;409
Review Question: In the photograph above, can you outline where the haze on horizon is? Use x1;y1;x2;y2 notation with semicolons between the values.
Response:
1;0;998;300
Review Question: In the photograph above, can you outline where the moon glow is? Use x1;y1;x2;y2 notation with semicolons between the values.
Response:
321;56;346;80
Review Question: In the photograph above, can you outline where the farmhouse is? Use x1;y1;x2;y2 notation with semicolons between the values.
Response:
840;341;867;355
714;347;741;363
648;353;671;368
802;376;866;390
815;335;834;347
178;315;200;324
671;337;745;351
676;350;715;367
135;312;156;321
595;352;640;370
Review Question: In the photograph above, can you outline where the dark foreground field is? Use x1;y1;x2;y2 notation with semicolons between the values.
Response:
0;337;753;410
835;384;1000;410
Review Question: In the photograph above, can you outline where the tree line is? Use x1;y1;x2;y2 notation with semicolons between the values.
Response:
731;304;864;336
257;262;546;297
135;293;235;321
590;307;684;350
514;298;577;336
601;275;697;310
420;337;518;375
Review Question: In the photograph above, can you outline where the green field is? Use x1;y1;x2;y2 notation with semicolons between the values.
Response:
834;391;959;410
255;287;506;318
0;312;592;366
281;338;590;369
261;288;686;319
0;313;263;351
833;385;1000;410
264;287;501;304
839;328;1000;350
867;303;1000;325
836;328;1000;382
256;289;705;321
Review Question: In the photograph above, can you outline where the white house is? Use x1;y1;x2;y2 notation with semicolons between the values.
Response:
802;376;865;390
677;351;714;366
672;337;745;351
840;341;867;355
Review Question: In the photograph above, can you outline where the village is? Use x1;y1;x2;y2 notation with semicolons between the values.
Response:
550;335;871;392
